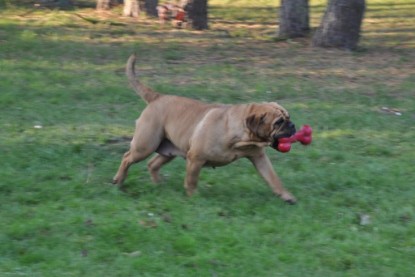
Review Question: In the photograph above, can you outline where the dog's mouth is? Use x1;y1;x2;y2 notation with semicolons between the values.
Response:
271;122;296;148
271;133;291;149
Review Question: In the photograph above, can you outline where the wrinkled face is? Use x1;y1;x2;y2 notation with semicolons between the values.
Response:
246;103;296;145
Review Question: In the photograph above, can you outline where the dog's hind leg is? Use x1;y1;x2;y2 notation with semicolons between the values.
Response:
112;113;164;186
147;154;176;183
112;147;154;186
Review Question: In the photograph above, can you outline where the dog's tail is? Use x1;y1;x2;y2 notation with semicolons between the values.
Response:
126;54;160;104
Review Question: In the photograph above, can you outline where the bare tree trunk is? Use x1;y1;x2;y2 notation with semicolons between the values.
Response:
123;0;140;17
123;0;157;17
278;0;309;38
58;0;73;9
36;0;74;9
187;0;208;30
96;0;111;10
312;0;366;50
145;0;158;17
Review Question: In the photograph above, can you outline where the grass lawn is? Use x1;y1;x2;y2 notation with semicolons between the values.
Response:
0;0;414;276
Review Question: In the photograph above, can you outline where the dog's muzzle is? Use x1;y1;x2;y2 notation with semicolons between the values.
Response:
271;121;296;148
287;121;296;135
274;121;296;139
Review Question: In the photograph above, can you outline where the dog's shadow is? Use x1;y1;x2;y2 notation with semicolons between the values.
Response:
120;170;279;207
115;156;287;209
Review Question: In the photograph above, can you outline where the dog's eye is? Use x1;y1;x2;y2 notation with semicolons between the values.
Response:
274;119;284;126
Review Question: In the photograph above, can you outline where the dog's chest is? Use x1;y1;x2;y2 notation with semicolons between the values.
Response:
203;154;241;167
201;145;261;167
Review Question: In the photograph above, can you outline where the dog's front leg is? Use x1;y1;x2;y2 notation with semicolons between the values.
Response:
184;157;204;196
249;153;296;204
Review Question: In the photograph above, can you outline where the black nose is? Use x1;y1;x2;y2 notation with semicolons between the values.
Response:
288;122;296;135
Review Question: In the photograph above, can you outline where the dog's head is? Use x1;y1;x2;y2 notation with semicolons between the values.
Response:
245;103;296;146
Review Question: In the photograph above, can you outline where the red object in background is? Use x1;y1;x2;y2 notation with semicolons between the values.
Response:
175;10;185;21
276;125;313;153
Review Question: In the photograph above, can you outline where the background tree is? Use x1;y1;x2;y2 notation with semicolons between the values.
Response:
312;0;366;50
144;0;158;17
278;0;309;38
187;0;208;30
123;0;158;17
31;0;74;9
96;0;112;11
57;0;73;9
123;0;140;17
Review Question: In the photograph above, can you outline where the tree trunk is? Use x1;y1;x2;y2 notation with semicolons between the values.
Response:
57;0;73;9
123;0;140;17
278;0;309;38
38;0;74;9
312;0;366;50
144;0;158;17
122;0;158;17
96;0;111;10
187;0;208;30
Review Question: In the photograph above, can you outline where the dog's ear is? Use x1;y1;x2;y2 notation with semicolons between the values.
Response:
246;113;267;137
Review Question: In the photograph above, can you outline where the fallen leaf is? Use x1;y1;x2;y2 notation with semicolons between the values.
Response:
139;220;158;228
162;213;172;223
81;249;88;257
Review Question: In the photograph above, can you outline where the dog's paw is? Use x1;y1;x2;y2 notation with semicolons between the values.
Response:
112;178;122;186
149;173;162;184
280;191;297;205
284;198;297;205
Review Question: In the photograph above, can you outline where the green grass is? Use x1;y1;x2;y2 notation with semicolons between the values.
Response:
1;0;414;276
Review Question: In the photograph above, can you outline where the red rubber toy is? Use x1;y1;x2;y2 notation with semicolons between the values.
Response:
276;125;313;153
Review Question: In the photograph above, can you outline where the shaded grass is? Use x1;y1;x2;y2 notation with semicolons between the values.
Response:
1;1;415;276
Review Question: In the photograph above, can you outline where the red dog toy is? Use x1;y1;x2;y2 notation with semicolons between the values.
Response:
275;125;313;153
